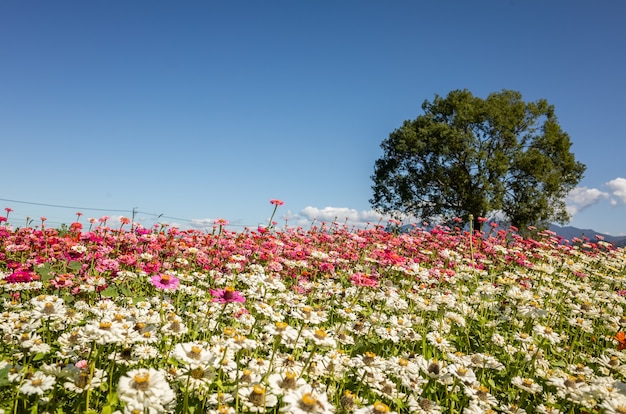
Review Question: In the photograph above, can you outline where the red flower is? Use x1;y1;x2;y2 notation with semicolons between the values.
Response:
270;199;284;206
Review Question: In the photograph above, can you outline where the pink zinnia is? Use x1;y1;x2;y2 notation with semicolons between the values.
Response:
210;286;245;303
349;272;379;288
149;274;180;291
5;270;35;283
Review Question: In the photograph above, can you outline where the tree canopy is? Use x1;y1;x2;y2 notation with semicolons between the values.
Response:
370;89;586;232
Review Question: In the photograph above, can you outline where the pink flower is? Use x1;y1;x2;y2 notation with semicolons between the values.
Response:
50;274;74;289
119;217;131;225
349;272;379;288
210;286;246;303
6;270;35;283
214;218;229;226
270;199;284;206
149;273;180;291
0;216;6;223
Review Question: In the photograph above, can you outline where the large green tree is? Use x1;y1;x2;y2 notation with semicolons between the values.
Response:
370;89;586;232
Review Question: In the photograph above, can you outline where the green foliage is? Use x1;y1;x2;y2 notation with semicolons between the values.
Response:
370;89;586;231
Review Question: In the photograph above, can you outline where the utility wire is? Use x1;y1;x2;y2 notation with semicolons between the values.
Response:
0;198;130;213
0;198;253;227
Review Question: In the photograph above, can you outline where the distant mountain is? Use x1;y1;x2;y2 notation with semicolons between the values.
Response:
549;224;626;247
390;222;626;248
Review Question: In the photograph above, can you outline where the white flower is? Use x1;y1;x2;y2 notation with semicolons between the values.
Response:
20;371;56;396
601;395;626;414
280;386;335;413
449;364;477;385
238;384;278;412
426;331;456;352
354;401;398;414
63;366;107;393
118;368;175;413
267;370;307;395
532;324;561;344
511;376;542;394
302;327;337;347
171;341;215;368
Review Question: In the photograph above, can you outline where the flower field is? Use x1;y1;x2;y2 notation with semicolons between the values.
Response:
2;205;626;413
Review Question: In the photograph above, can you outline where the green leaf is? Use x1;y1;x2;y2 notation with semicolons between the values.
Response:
32;352;46;361
0;366;10;387
68;260;82;271
106;391;119;406
100;286;119;298
132;296;146;304
35;263;53;282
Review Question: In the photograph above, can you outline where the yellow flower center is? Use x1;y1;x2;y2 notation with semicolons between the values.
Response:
314;329;327;339
300;393;319;408
99;321;112;330
275;321;288;331
190;367;204;379
43;302;55;314
133;372;150;390
372;401;391;413
223;327;236;337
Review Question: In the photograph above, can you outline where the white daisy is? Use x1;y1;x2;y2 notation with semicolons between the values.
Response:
280;385;335;413
118;368;175;413
238;384;279;412
19;371;56;396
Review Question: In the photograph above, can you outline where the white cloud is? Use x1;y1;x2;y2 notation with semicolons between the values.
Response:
606;177;626;205
565;186;609;216
284;206;406;229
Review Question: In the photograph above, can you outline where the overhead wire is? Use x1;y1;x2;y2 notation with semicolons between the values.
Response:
0;197;254;228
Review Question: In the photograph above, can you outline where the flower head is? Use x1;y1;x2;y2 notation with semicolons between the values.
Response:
150;273;180;291
118;368;175;413
270;199;284;206
349;272;379;288
616;331;626;351
20;371;56;396
211;286;246;303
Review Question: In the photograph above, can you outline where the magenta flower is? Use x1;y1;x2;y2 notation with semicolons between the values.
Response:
5;270;35;283
210;286;245;303
149;273;180;291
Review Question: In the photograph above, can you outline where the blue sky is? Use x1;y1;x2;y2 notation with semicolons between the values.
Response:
2;1;625;234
